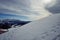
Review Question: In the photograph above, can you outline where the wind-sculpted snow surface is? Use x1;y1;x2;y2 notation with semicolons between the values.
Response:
0;14;60;40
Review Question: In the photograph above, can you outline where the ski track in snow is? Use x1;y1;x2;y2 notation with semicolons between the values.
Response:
33;21;60;40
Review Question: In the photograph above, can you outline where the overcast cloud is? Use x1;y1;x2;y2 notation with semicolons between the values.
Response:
0;0;57;21
46;0;60;14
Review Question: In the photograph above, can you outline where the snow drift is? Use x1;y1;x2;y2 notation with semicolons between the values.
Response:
0;14;60;40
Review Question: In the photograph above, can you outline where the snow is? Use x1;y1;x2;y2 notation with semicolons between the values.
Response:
0;14;60;40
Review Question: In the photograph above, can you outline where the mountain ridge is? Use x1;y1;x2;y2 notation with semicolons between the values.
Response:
0;14;60;40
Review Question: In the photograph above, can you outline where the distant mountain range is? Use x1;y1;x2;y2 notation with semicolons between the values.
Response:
0;19;30;29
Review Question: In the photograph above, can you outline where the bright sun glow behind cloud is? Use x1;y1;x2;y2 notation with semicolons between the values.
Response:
43;0;52;4
28;0;55;20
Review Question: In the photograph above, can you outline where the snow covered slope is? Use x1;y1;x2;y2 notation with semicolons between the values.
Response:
0;14;60;40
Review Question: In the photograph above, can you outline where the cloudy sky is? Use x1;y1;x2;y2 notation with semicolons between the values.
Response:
0;0;59;21
46;0;60;13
